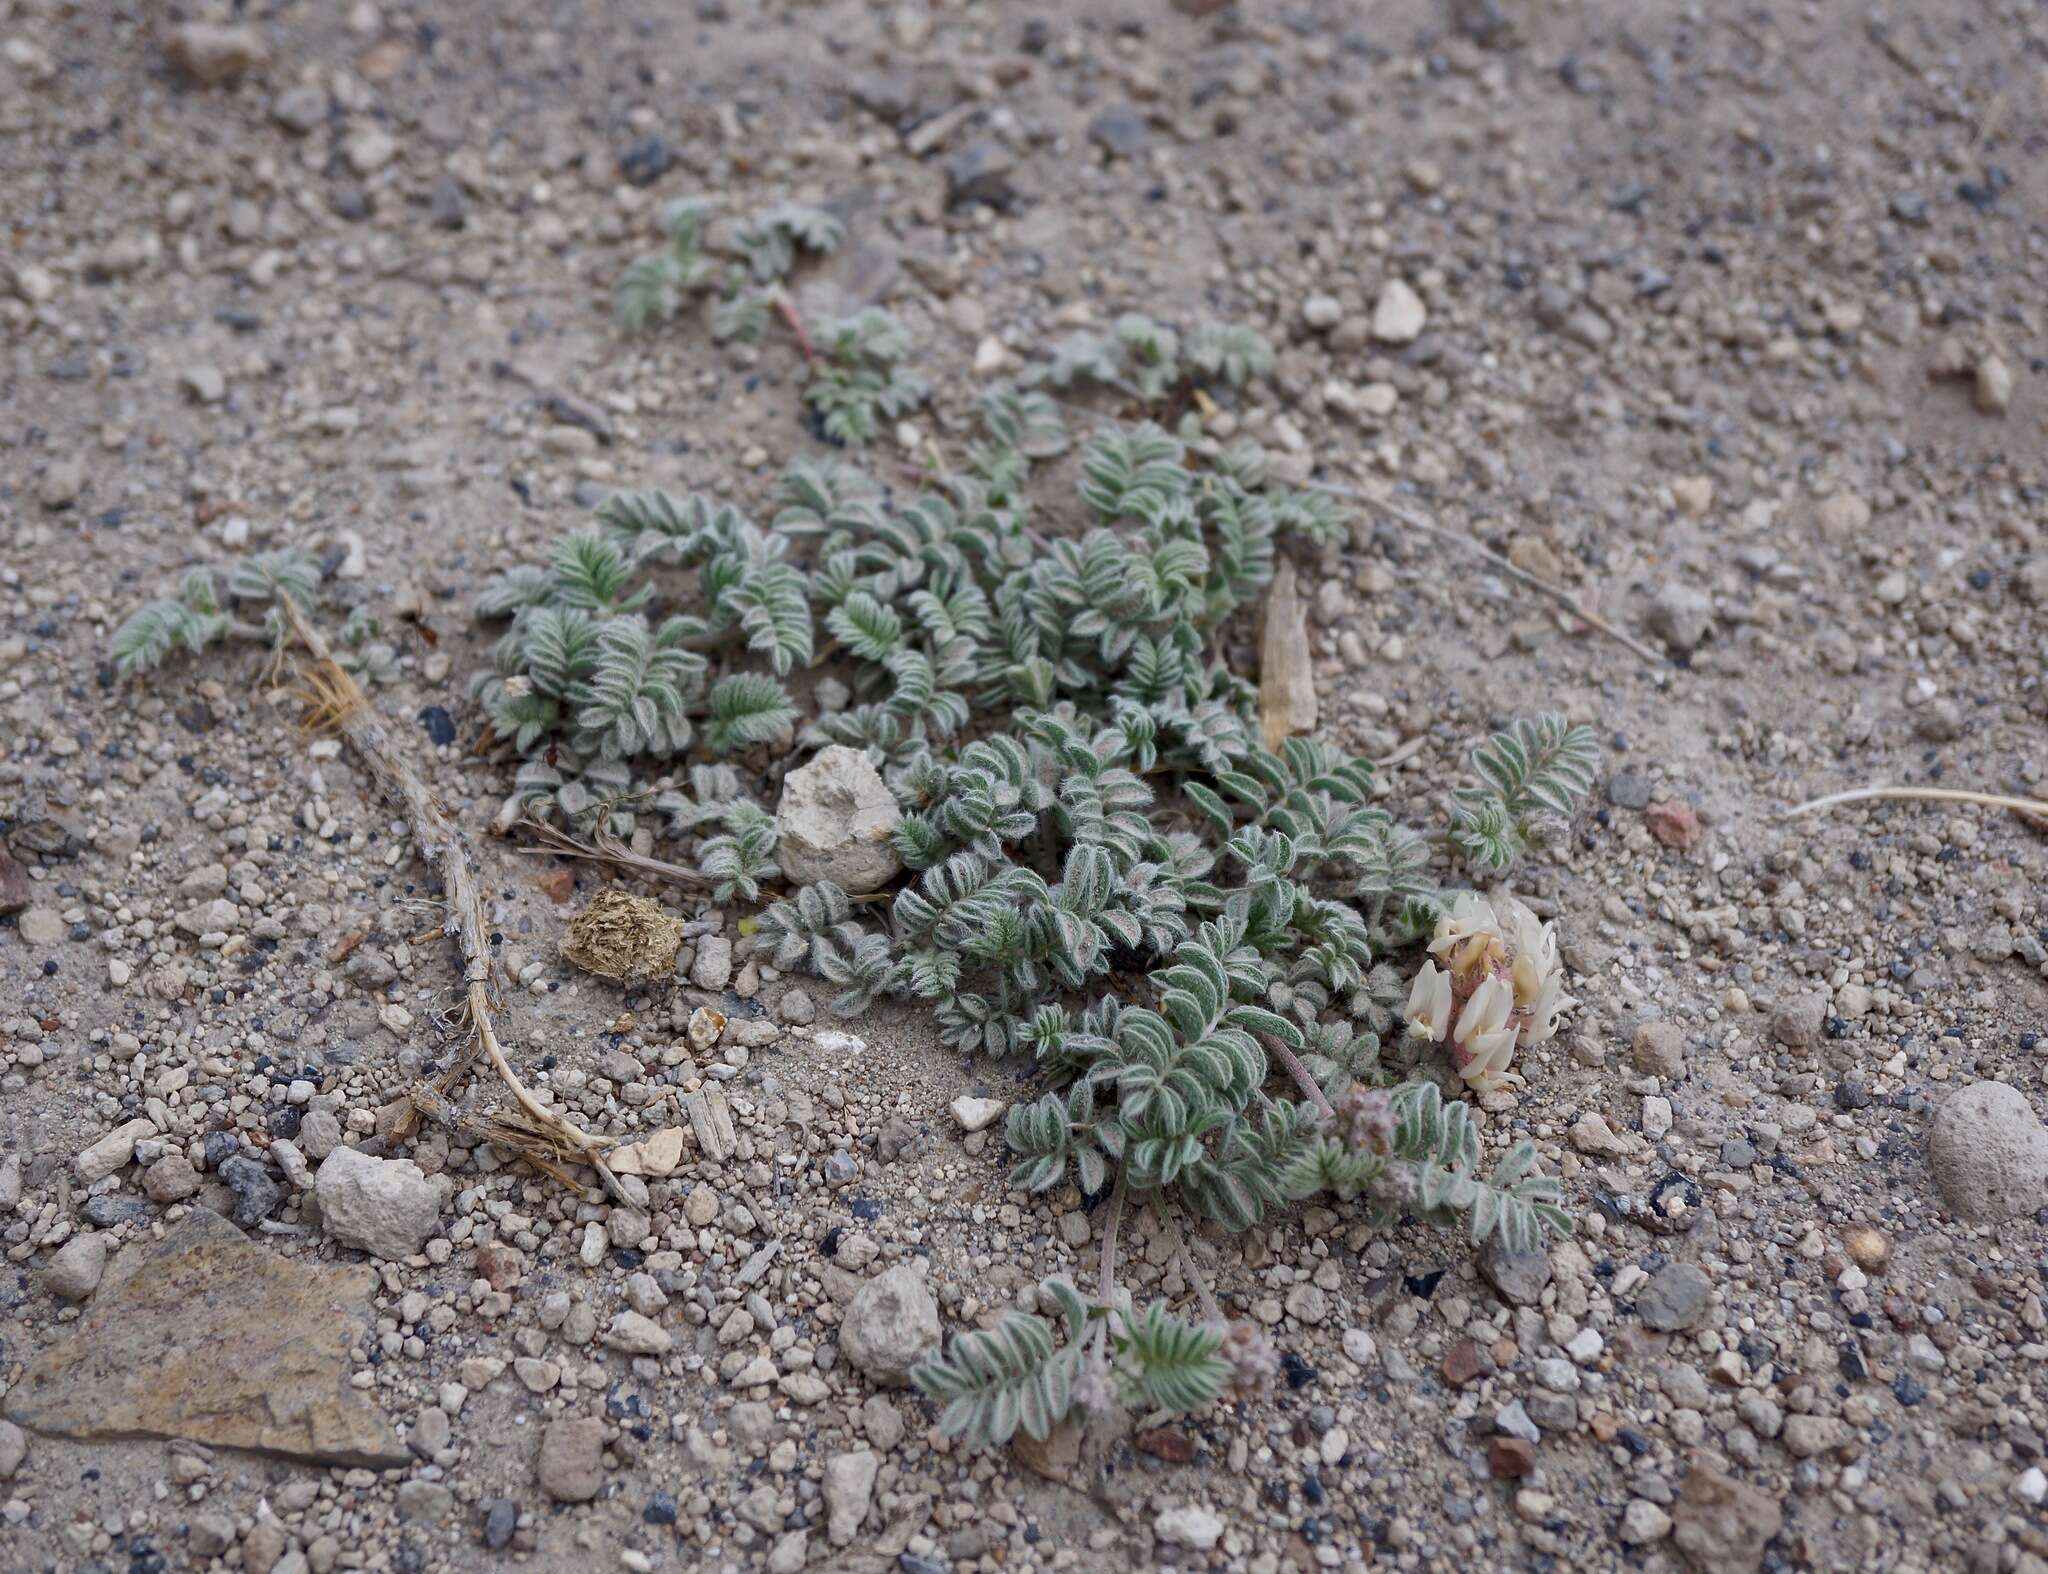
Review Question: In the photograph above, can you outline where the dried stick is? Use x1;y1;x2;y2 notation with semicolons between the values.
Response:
1258;557;1317;752
1308;480;1669;668
1092;1171;1129;1359
514;817;893;904
514;817;716;886
1783;785;2048;824
774;290;815;367
278;602;628;1202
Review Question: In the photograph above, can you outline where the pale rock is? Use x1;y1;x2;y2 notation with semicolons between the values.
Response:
1646;583;1713;656
45;1233;108;1300
948;1096;1005;1133
1814;490;1870;538
314;1146;442;1258
1975;354;2013;415
164;22;267;85
535;1416;605;1502
861;1393;904;1451
1154;1503;1225;1551
39;456;85;510
11;264;57;305
603;1310;672;1356
1570;1112;1628;1157
176;897;239;937
0;1421;25;1480
344;128;397;176
1620;1499;1673;1544
1770;992;1828;1049
272;83;328;134
1371;279;1427;344
824;1449;879;1545
182;364;227;404
1671;476;1713;518
18;907;64;946
775;746;902;893
76;1118;157;1183
1782;1414;1849;1458
1928;1082;2048;1222
144;1154;202;1202
692;934;733;991
840;1263;940;1386
1631;1022;1686;1078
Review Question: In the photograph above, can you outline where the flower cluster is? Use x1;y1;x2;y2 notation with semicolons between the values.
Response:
1406;892;1572;1093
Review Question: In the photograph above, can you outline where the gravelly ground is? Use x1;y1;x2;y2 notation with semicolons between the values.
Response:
3;2;2047;1572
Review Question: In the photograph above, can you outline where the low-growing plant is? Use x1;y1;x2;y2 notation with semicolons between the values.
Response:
112;207;1597;1452
614;195;927;448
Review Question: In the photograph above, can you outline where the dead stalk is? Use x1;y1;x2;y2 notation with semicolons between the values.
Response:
1309;480;1670;669
513;818;717;886
278;601;629;1202
1783;785;2048;825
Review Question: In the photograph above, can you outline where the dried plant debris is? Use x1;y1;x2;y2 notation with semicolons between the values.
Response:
558;889;684;981
1257;556;1317;751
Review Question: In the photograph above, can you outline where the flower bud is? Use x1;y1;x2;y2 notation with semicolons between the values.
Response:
1406;891;1572;1092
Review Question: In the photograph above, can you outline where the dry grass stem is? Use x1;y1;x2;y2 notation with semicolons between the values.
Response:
1782;784;2048;825
277;601;629;1202
1309;480;1669;669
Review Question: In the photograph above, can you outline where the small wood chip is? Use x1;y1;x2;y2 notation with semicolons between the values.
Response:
1258;557;1317;752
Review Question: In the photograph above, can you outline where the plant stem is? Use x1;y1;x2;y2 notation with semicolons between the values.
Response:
1176;1242;1223;1325
1783;784;2048;823
1260;1030;1335;1122
1310;480;1668;669
514;818;716;886
1093;1171;1129;1359
278;602;630;1203
1096;1171;1127;1307
775;290;815;366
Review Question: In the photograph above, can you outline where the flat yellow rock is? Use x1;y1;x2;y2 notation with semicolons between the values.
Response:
6;1210;407;1467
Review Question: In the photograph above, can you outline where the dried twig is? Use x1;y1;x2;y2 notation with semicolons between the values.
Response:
278;601;629;1202
513;817;716;886
513;816;894;904
1308;480;1669;668
774;291;816;367
1783;785;2048;825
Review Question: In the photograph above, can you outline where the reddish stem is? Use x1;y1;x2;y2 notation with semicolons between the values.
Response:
1261;1031;1335;1121
775;293;815;366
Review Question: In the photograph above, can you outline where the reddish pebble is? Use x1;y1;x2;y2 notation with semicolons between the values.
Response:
1645;798;1700;850
475;1243;524;1290
1488;1437;1535;1478
1442;1339;1497;1389
1135;1428;1195;1463
537;868;577;903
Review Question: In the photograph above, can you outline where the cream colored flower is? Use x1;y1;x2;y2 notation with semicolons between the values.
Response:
1405;891;1573;1093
